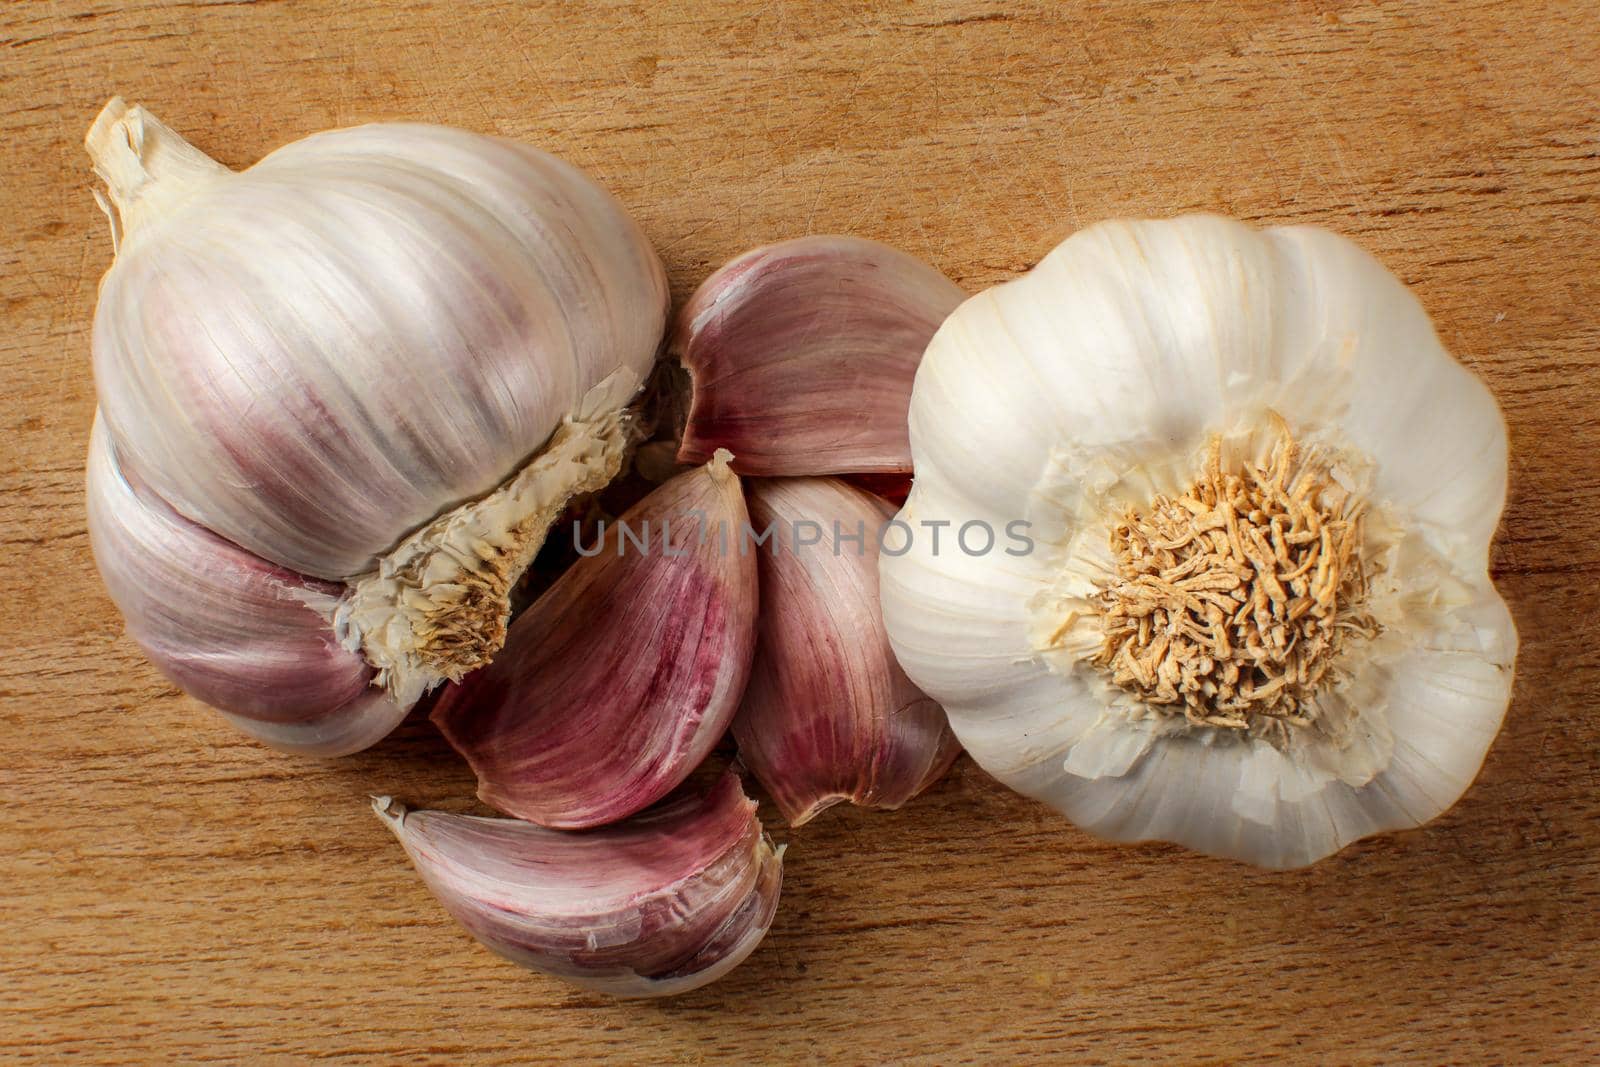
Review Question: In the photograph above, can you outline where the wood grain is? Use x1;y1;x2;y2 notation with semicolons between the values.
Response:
3;1;1597;1062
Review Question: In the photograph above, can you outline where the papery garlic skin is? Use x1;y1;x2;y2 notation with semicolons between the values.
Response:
736;478;960;826
374;772;782;998
86;99;668;704
675;235;964;476
432;450;758;829
880;215;1516;868
87;417;407;756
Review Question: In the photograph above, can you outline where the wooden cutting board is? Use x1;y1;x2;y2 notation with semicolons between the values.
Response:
3;2;1596;1062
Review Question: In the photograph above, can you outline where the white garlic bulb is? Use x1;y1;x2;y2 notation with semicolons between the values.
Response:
85;98;668;732
880;215;1516;868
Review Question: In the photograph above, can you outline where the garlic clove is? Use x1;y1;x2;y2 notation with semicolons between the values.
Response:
87;100;669;702
373;771;782;998
674;235;965;477
735;477;961;826
431;451;757;829
86;416;408;756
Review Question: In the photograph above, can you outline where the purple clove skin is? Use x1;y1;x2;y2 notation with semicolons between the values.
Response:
373;771;783;999
735;477;961;825
86;416;408;756
431;452;757;829
674;235;965;477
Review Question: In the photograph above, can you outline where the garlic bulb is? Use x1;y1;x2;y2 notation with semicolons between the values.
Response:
432;451;757;828
880;215;1516;868
86;417;408;756
736;478;960;825
374;771;782;998
86;98;668;724
674;235;964;476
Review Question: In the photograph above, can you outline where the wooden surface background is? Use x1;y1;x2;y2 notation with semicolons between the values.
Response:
3;1;1597;1062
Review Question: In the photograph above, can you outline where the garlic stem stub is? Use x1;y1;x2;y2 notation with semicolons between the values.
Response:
432;450;758;829
674;235;965;476
86;417;408;756
85;98;669;728
880;215;1516;868
374;771;783;998
736;478;961;826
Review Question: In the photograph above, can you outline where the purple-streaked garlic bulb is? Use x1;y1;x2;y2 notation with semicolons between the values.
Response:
374;771;782;998
84;98;668;749
674;235;964;477
734;478;961;825
432;451;758;828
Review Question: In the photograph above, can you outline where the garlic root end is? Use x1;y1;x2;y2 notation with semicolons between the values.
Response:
335;369;643;706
